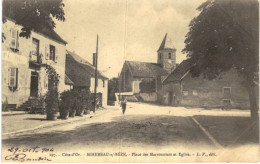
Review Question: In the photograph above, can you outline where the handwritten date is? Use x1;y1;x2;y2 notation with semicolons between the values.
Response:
5;146;54;162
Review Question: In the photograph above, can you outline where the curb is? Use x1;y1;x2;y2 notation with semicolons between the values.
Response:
191;116;223;149
2;112;28;116
2;109;113;137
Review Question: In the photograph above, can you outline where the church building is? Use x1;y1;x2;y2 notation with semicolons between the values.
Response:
118;33;175;102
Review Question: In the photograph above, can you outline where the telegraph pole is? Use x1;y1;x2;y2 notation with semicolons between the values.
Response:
93;34;98;113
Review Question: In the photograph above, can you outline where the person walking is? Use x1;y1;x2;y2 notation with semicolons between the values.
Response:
121;96;127;115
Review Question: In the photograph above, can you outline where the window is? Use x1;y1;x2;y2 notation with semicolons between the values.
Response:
10;28;19;50
192;90;198;96
183;91;188;96
8;67;18;88
223;99;231;104
32;38;39;56
223;87;231;96
103;80;105;88
49;45;55;61
168;53;171;59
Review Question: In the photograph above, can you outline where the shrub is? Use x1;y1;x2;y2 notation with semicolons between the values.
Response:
2;97;8;112
45;87;59;115
59;90;72;115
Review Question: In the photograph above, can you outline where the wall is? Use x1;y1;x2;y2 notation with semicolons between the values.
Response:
161;82;181;105
162;69;256;109
90;78;108;106
118;63;133;92
2;19;67;106
139;93;157;102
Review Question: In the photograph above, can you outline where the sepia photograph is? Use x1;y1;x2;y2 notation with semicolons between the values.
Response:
1;0;259;163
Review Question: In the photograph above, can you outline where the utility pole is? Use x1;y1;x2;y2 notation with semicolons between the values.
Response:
93;34;98;113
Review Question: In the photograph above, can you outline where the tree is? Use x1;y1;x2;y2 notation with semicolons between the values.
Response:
108;78;119;101
183;0;259;120
2;0;65;38
139;79;156;93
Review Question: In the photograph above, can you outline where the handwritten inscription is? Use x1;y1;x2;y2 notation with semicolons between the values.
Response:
4;146;217;162
4;146;53;162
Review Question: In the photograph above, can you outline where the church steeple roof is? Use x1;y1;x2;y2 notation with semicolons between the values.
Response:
158;33;176;51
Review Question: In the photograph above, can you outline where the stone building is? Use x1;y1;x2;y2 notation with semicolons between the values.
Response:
162;59;259;109
2;18;67;109
65;51;109;107
118;33;174;102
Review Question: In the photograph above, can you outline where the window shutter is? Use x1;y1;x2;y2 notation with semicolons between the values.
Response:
10;28;17;49
55;48;58;63
16;30;19;50
9;67;17;87
16;68;18;87
8;68;10;86
45;44;49;60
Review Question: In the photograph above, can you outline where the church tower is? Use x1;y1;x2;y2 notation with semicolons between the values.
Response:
157;33;176;73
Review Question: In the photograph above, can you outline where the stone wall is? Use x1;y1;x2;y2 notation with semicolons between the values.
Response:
139;92;157;102
161;69;258;109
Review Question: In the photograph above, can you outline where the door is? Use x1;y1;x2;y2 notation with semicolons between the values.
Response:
168;92;173;105
30;71;39;97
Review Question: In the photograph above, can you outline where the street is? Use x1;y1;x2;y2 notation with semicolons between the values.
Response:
2;102;259;162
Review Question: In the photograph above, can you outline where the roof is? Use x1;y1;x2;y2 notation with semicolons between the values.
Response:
65;74;74;85
65;51;108;87
163;59;191;84
66;50;93;66
5;17;67;45
125;61;168;78
158;33;176;51
35;27;67;45
65;53;91;87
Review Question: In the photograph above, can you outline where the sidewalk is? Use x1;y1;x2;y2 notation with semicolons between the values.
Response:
2;106;118;136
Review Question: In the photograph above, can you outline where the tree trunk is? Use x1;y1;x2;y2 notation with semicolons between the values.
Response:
247;81;258;120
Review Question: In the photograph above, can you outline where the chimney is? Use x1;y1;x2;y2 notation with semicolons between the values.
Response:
93;53;96;67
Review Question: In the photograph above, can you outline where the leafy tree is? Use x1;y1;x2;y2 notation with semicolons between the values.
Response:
2;0;65;38
183;0;259;120
108;78;119;101
139;79;156;93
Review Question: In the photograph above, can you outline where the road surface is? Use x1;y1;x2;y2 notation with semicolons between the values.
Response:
2;102;258;162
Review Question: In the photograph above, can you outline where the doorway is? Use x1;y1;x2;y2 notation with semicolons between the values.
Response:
168;92;173;105
30;71;39;97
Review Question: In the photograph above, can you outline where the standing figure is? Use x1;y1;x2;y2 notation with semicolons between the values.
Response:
121;96;127;115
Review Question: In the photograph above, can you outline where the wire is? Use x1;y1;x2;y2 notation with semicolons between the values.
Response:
119;0;128;162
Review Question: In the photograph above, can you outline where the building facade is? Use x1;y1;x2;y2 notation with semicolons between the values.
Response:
66;51;108;106
119;34;176;96
2;19;67;107
162;60;259;109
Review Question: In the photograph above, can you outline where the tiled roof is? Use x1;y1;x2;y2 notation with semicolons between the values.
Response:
36;27;67;45
125;61;168;78
66;50;93;66
158;33;176;51
65;51;108;87
163;59;191;84
67;50;108;80
5;17;67;45
65;53;91;87
65;74;74;85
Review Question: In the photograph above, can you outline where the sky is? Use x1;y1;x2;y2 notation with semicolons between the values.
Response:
55;0;206;78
